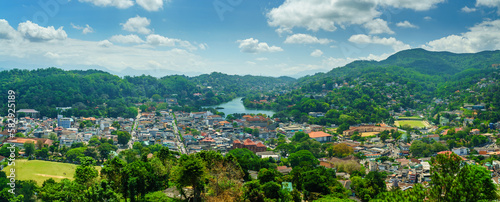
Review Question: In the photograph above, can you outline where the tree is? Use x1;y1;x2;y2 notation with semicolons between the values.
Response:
173;154;207;202
242;180;264;202
351;171;387;202
117;131;132;145
36;139;45;149
98;143;117;161
288;150;319;168
257;168;282;184
35;147;49;159
0;144;19;157
111;121;121;130
262;181;281;199
291;131;309;142
24;142;36;157
374;183;426;202
66;147;86;162
429;152;499;201
327;143;353;158
74;157;98;186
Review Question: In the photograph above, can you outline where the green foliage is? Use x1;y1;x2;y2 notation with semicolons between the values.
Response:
351;171;387;202
173;154;207;202
74;157;98;185
374;183;426;202
288;150;319;168
430;152;499;201
23;142;35;157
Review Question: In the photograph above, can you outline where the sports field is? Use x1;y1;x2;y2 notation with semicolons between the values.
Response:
361;132;379;137
2;160;101;185
395;120;426;128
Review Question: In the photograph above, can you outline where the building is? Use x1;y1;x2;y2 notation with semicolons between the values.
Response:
3;137;53;149
452;147;469;155
308;131;332;142
57;115;73;129
232;138;266;153
16;109;40;118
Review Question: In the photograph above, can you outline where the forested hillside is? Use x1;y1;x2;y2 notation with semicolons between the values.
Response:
0;68;295;118
243;48;500;127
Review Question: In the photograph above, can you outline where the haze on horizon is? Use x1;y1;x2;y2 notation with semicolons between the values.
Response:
1;0;500;77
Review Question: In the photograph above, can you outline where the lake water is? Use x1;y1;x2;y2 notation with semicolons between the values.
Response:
204;97;275;117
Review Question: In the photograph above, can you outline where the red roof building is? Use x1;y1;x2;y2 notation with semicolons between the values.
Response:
232;138;266;153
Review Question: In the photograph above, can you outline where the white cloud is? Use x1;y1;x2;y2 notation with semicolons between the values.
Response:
461;6;477;13
266;0;442;33
311;49;323;57
363;18;394;34
137;0;167;11
424;16;432;20
0;19;19;39
284;33;332;44
146;34;196;50
236;38;283;53
78;0;134;9
256;57;268;61
18;21;67;42
476;0;500;14
71;23;94;34
396;20;418;28
246;61;257;65
122;16;152;34
198;43;208;50
377;0;445;11
110;34;144;44
423;19;500;53
348;34;411;52
98;40;113;47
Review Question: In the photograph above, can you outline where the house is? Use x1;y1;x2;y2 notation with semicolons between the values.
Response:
232;139;267;153
256;151;280;161
308;131;332;142
427;134;440;141
3;137;53;149
452;147;469;155
470;129;480;135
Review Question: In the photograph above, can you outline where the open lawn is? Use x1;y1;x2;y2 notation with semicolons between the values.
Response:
397;116;423;120
2;160;101;185
395;120;426;128
361;132;379;137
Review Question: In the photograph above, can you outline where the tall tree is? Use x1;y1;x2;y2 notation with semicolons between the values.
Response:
23;142;35;157
173;154;207;202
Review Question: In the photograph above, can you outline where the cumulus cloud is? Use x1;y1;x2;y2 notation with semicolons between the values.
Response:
284;33;332;44
71;23;94;34
18;21;67;42
110;34;144;44
78;0;134;9
0;19;18;39
198;43;208;50
122;16;152;34
363;18;394;34
236;38;283;53
476;0;500;14
461;6;477;13
266;0;442;33
98;40;113;47
396;20;418;28
146;34;196;50
348;34;411;52
137;0;167;11
423;19;500;53
311;49;323;57
424;16;432;20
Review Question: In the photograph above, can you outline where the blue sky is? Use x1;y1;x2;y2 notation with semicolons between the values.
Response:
0;0;500;77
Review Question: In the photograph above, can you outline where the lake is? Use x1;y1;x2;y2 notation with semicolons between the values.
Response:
204;97;275;117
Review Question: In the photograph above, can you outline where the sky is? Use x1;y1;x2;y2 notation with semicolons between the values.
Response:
0;0;500;77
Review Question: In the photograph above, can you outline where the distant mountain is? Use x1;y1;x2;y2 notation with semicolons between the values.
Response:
299;48;500;84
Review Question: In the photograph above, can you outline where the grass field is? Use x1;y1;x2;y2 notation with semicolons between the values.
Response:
361;132;379;137
395;120;426;128
2;160;101;185
397;116;423;120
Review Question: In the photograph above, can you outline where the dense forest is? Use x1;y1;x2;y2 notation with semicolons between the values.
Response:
243;48;500;127
0;68;295;118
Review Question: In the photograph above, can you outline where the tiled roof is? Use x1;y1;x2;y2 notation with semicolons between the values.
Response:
256;142;265;147
233;139;241;144
308;131;332;138
243;138;256;146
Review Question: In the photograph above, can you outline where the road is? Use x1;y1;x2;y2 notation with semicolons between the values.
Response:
172;115;187;154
